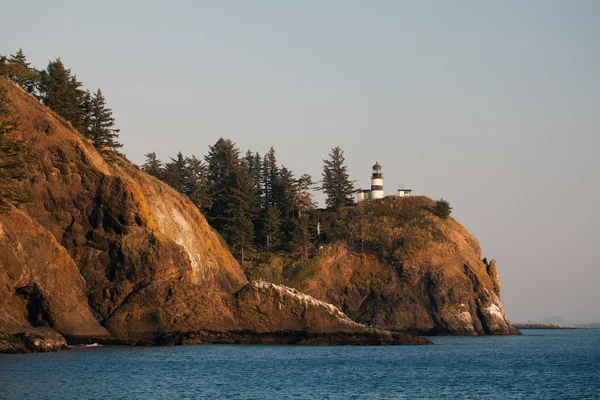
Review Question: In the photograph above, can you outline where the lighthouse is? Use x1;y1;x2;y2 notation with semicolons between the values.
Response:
370;162;384;199
356;161;403;203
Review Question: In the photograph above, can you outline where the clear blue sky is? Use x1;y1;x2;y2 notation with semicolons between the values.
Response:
2;0;598;324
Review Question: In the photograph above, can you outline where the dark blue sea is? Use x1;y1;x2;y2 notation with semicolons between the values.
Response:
1;329;599;399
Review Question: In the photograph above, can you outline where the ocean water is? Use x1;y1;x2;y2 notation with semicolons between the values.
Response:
0;329;598;399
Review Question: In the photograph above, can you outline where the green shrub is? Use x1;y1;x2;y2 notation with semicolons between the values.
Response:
432;198;452;218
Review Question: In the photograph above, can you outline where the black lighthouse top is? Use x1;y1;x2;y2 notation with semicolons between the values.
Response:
372;162;382;181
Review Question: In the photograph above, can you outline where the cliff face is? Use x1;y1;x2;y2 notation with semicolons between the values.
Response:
0;207;111;349
248;197;518;335
0;78;428;352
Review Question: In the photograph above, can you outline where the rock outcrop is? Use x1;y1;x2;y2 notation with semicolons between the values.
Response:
247;197;519;335
0;328;68;354
101;281;428;345
0;207;113;351
0;78;429;351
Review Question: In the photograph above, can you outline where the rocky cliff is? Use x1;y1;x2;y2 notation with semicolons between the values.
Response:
0;78;429;352
246;197;519;335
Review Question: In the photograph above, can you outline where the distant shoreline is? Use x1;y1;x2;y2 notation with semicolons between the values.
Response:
513;323;583;330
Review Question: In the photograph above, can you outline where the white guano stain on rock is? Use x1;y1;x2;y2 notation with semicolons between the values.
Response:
483;303;505;322
458;311;473;324
252;281;363;327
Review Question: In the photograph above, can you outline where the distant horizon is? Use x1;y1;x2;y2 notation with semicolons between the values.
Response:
2;0;598;324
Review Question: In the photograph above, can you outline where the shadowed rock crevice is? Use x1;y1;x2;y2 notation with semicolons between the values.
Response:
15;284;51;328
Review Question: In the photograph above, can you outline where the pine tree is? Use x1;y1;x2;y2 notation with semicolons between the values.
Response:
296;174;315;217
80;90;92;134
40;59;87;132
321;146;355;210
183;155;212;212
225;165;256;265
262;147;279;209
263;206;281;251
86;89;121;154
228;207;254;266
163;152;186;193
244;150;262;210
290;213;313;259
0;86;25;211
243;150;263;239
6;49;39;94
275;166;296;219
433;198;452;218
0;56;8;78
347;202;372;259
206;138;239;183
205;138;241;233
142;152;163;178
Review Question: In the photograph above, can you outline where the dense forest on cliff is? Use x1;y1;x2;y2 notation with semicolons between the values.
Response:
0;48;455;276
2;48;438;266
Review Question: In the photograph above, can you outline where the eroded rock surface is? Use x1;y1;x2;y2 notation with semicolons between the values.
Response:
0;207;112;350
0;328;68;354
247;196;519;335
0;79;427;350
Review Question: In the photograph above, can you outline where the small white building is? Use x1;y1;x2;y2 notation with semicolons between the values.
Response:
397;183;412;197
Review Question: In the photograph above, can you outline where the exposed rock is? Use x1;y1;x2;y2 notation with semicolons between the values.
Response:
102;281;430;345
0;78;427;351
0;207;113;345
247;197;519;335
0;328;68;353
231;282;430;344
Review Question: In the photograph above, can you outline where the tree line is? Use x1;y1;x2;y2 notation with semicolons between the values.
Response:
0;49;121;156
1;48;453;260
142;141;356;264
0;84;24;211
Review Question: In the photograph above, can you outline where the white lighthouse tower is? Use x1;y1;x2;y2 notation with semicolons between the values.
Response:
370;162;384;200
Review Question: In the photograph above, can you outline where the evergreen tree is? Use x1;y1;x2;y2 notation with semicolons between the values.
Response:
6;49;39;94
163;152;186;193
263;206;281;251
228;207;254;266
262;147;279;209
243;150;263;238
296;174;315;217
40;59;87;132
432;198;452;218
225;164;256;265
281;172;316;252
290;213;313;259
321;146;355;210
204;138;241;233
0;56;8;78
80;90;92;134
86;89;121;153
275;166;296;219
347;202;372;259
259;148;290;250
183;155;211;212
0;86;25;211
142;152;163;178
244;150;262;210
